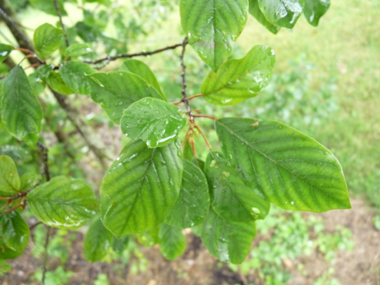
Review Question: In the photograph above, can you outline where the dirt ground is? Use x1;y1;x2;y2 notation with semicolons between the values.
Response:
1;198;379;285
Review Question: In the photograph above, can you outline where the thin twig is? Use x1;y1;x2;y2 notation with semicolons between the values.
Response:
53;0;69;48
83;41;184;65
41;226;51;285
194;125;213;150
171;93;203;105
192;114;217;121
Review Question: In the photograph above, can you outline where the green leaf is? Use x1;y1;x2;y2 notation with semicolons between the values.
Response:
249;0;281;34
28;72;46;96
60;61;95;95
0;44;13;64
158;224;186;260
180;0;248;71
46;72;75;95
0;211;30;259
64;43;93;57
29;0;67;16
120;98;186;148
205;151;270;222
112;236;130;254
2;66;43;145
165;159;210;228
0;155;20;197
83;218;113;262
258;0;303;29
33;23;64;57
0;260;11;273
100;140;183;238
88;71;164;124
201;45;275;106
120;59;165;97
201;209;256;264
303;0;330;26
20;172;39;192
27;176;99;229
137;226;159;247
215;118;351;213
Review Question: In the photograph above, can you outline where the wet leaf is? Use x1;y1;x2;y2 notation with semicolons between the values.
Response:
249;0;281;34
165;159;210;228
20;172;39;192
158;224;186;260
0;155;20;197
258;0;303;29
64;43;93;57
28;72;46;96
137;226;159;247
83;218;113;262
2;66;43;145
100;140;183;238
121;98;186;148
205;151;270;222
216;118;351;213
303;0;330;26
180;0;248;71
88;71;163;124
59;61;95;95
46;72;75;95
201;45;275;105
201;209;256;264
0;44;13;64
112;236;130;254
27;176;99;229
33;23;64;57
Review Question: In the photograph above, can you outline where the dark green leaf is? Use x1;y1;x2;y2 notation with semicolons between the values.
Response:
258;0;303;28
0;211;30;259
201;209;256;264
33;23;64;57
121;98;186;148
120;59;165;97
165;159;210;228
205;151;270;222
28;72;45;96
60;61;95;95
112;236;130;254
100;140;183;238
303;0;330;26
249;0;281;34
29;0;67;16
27;176;99;229
75;22;98;42
20;172;39;192
88;71;164;124
158;224;186;260
0;155;20;197
0;44;13;64
0;260;11;273
0;145;32;163
2;66;43;145
215;118;351;213
46;72;75;95
180;0;248;71
83;218;113;262
201;45;275;105
64;43;93;57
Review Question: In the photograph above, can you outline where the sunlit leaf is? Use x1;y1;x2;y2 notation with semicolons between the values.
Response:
303;0;330;27
121;98;186;148
258;0;303;28
158;224;186;260
59;61;95;95
64;43;93;57
180;0;248;71
137;226;159;247
0;155;20;197
83;218;113;262
33;23;64;57
165;159;210;228
216;118;351;213
201;209;256;264
248;0;280;34
201;45;275;105
100;140;183;238
29;0;67;16
0;44;13;64
27;176;99;229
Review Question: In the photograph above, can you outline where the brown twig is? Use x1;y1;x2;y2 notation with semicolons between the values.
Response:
192;114;217;121
194;125;213;150
171;93;203;105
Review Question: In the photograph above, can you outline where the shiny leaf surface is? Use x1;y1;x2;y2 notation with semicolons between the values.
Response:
83;218;113;262
249;0;280;34
165;159;210;228
100;140;183;238
60;61;95;95
33;23;64;57
216;118;351;213
201;209;256;264
0;44;13;64
303;0;330;26
27;176;99;229
205;151;270;222
20;172;39;192
201;45;275;105
158;224;186;260
180;0;248;71
121;98;186;148
0;155;20;197
64;43;93;57
137;226;159;247
258;0;303;28
46;72;75;95
2;66;43;145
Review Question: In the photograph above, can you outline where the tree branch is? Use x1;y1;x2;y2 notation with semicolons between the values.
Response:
53;0;69;48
